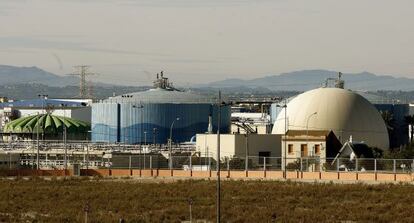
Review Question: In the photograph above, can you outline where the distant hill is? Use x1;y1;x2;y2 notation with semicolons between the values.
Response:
0;65;80;87
204;70;414;91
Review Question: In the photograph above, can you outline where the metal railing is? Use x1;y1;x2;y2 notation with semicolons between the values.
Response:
68;155;414;173
3;151;414;174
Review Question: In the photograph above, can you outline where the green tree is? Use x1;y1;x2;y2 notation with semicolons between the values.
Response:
380;110;394;132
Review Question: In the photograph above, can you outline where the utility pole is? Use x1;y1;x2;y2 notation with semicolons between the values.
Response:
169;117;180;170
36;112;40;170
69;65;96;99
216;90;222;223
62;104;68;170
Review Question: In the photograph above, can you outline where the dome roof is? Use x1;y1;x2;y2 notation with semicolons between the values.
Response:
4;114;90;134
272;88;389;149
104;88;220;104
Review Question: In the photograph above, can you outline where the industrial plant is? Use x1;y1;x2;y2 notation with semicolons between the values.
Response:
0;71;413;176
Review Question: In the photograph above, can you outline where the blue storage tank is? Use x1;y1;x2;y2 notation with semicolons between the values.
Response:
92;74;230;144
374;104;409;148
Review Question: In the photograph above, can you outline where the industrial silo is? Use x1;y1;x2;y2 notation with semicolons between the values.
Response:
92;73;231;144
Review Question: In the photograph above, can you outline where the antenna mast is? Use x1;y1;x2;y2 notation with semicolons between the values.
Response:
324;72;345;89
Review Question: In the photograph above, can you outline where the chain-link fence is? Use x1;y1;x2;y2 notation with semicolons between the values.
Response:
7;153;414;174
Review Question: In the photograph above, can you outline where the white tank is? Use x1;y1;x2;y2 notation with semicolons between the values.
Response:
272;88;389;149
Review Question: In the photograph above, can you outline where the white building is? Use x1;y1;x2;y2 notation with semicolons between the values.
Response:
281;130;342;171
196;133;281;166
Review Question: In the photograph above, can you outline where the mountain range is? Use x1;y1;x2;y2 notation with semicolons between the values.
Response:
204;70;414;91
1;65;414;92
0;65;80;87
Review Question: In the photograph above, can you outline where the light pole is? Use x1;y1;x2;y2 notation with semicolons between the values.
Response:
306;112;318;156
169;117;180;169
38;94;48;141
153;128;157;147
61;103;68;170
276;99;287;177
132;104;144;168
132;104;144;144
36;112;40;169
36;94;47;169
216;90;225;223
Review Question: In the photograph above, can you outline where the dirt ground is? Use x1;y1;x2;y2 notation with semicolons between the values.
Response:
0;177;412;222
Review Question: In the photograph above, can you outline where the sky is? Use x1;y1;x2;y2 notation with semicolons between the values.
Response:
0;0;413;86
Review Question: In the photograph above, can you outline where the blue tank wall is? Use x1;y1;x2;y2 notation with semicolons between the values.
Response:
270;103;283;124
375;104;409;148
92;103;231;144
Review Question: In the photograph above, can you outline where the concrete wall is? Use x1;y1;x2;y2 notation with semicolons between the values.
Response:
4;169;414;183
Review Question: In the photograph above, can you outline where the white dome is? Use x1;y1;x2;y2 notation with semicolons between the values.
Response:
272;88;389;149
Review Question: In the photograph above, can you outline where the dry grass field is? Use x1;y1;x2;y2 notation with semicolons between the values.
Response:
0;177;413;222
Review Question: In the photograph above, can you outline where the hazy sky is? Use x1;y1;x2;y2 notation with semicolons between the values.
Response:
1;0;413;86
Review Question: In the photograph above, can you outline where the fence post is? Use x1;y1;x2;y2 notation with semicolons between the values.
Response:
300;158;303;172
150;155;153;170
412;159;414;172
245;156;249;172
393;159;396;173
189;155;192;171
337;158;339;172
355;158;358;172
227;158;230;171
208;156;211;171
275;157;278;170
374;159;377;172
263;157;266;171
129;155;131;170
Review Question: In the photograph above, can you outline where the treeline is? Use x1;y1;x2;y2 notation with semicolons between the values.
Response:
0;84;148;100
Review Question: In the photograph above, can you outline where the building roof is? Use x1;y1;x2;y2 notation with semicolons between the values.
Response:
0;99;87;109
282;130;333;141
332;141;374;164
3;114;90;134
272;87;389;149
285;130;332;137
103;88;221;104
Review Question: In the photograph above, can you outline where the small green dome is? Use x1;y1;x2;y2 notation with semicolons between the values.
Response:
4;114;90;134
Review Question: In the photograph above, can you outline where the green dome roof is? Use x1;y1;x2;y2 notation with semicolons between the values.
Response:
4;114;90;134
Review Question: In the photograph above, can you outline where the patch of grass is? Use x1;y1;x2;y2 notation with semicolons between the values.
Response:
0;179;412;222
